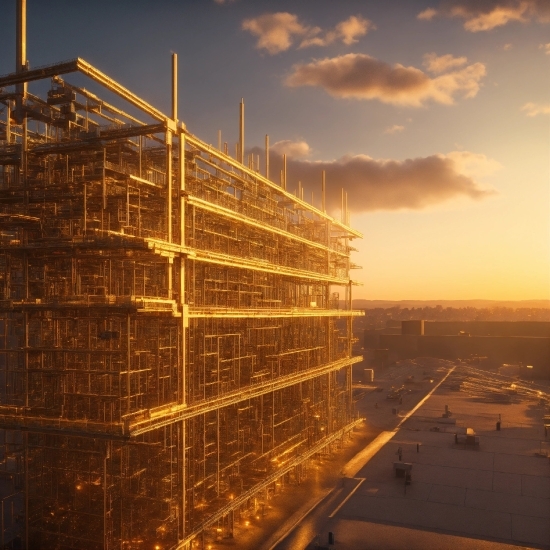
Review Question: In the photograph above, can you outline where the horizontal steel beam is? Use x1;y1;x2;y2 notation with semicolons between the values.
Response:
191;249;351;285
0;58;169;125
129;355;363;435
30;123;165;155
0;355;362;439
0;59;79;87
75;58;168;123
188;307;364;319
185;133;363;239
188;195;350;258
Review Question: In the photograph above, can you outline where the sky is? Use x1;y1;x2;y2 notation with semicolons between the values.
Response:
1;0;549;301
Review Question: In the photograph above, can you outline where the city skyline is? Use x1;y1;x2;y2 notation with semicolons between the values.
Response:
1;0;548;300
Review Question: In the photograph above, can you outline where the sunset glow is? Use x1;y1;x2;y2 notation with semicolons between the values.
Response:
1;0;547;301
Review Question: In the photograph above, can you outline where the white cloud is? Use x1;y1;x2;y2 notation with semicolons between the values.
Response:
384;125;405;134
243;13;374;54
521;102;550;116
285;53;486;107
418;0;550;32
241;13;309;54
539;43;550;54
423;53;468;73
270;140;311;159
253;146;496;213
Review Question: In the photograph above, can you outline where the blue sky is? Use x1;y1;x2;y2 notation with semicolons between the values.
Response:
1;0;548;300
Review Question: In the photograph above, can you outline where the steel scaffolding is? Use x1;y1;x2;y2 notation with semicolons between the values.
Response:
0;4;363;548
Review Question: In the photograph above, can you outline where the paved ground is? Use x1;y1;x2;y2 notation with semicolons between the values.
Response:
273;364;550;550
235;360;450;550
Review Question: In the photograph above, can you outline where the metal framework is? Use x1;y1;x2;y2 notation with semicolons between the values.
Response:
0;5;363;548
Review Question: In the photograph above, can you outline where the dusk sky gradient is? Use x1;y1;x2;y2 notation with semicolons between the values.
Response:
1;0;548;301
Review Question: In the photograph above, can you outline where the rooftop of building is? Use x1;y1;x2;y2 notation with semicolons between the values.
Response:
271;362;550;549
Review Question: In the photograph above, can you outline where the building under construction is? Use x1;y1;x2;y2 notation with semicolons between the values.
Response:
0;3;363;548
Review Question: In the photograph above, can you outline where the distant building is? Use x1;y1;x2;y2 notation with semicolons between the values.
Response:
365;321;550;378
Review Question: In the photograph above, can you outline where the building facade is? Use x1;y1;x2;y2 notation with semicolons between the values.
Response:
0;20;362;548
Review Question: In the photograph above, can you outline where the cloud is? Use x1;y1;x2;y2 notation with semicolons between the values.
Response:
521;102;550;116
418;0;550;32
285;53;486;107
270;140;311;158
242;13;309;54
503;43;513;50
255;147;497;213
445;151;502;178
540;43;550;54
336;15;375;45
384;125;405;134
242;13;374;53
298;31;337;49
417;8;438;20
423;53;468;73
299;15;375;48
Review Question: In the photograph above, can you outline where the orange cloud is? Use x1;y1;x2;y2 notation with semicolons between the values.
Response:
539;43;550;54
285;53;486;106
423;53;468;73
521;102;550;116
270;140;311;158
251;147;497;213
242;13;309;54
243;13;375;54
417;8;438;20
418;0;550;32
336;15;375;45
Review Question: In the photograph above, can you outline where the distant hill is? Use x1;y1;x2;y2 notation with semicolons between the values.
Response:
352;299;550;309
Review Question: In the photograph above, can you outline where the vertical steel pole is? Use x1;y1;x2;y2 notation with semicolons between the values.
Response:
127;314;131;413
265;134;269;180
16;0;26;85
179;128;187;540
167;129;173;296
16;0;26;74
102;148;107;210
172;53;178;122
239;99;244;164
167;55;177;302
15;0;27;126
138;136;142;178
283;154;287;191
5;103;11;144
322;170;326;213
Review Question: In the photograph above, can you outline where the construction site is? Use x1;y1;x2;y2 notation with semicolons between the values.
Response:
0;2;363;548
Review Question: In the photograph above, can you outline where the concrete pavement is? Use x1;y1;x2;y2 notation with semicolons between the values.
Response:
273;363;550;550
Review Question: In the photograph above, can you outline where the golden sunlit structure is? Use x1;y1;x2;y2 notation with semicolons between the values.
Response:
0;1;363;548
